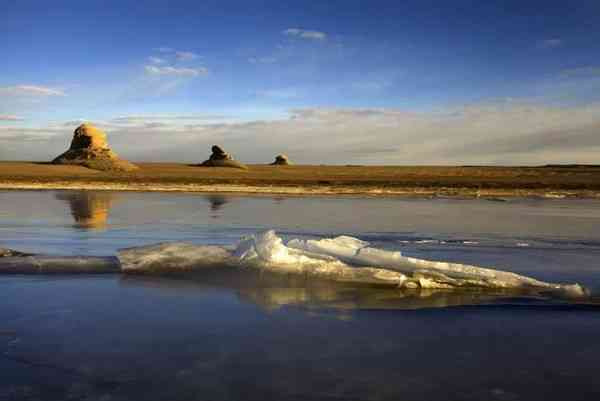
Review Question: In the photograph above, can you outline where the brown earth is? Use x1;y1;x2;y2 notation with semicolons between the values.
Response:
0;161;599;197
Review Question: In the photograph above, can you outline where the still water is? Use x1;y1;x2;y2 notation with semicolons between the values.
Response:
1;190;600;400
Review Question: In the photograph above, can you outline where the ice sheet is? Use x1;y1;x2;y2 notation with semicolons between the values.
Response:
118;230;586;296
118;242;235;273
287;234;586;295
0;256;120;274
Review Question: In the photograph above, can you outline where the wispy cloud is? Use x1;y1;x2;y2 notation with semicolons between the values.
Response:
351;80;392;92
283;28;327;40
0;85;65;97
148;56;165;64
248;56;278;64
256;88;301;99
5;102;600;165
151;48;199;60
538;38;563;49
110;114;227;124
144;65;208;77
61;119;89;127
0;114;23;121
175;51;198;61
560;66;600;78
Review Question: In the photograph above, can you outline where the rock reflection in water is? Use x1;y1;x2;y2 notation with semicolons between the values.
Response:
205;194;230;213
55;191;116;230
118;270;543;313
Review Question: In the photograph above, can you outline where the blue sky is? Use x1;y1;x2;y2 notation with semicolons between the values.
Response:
2;0;600;164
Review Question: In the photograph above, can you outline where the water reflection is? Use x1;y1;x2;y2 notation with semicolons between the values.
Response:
272;196;286;205
55;191;116;230
204;194;230;213
118;270;560;313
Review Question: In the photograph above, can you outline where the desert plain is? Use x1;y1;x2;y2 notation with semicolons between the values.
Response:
1;161;599;198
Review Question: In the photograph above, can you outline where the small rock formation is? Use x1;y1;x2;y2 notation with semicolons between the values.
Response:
200;145;247;169
52;123;138;172
270;154;291;166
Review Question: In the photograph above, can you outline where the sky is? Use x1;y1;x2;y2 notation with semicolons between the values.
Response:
2;0;600;165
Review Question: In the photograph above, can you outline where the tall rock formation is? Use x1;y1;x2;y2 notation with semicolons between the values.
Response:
52;124;138;172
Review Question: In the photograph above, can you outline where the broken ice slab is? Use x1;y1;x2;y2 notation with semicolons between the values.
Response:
0;255;120;274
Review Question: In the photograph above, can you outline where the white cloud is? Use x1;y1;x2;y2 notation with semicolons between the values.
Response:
144;65;208;77
538;38;563;49
5;102;600;165
0;85;65;97
0;114;23;121
175;51;198;61
90;102;600;165
283;28;327;40
61;119;89;127
151;48;198;59
148;56;166;64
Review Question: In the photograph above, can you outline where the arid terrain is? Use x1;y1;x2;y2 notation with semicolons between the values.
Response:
1;161;599;197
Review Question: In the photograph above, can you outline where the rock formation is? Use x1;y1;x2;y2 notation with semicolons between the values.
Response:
52;123;138;172
270;154;291;165
200;145;247;169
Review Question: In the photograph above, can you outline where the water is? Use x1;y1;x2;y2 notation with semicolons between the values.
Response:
1;190;600;400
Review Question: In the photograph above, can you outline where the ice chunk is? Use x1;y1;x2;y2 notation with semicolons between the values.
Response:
286;233;587;296
0;256;120;274
118;242;235;273
287;235;369;260
1;247;33;257
115;230;586;296
117;232;407;286
233;231;408;286
235;231;340;267
288;237;406;268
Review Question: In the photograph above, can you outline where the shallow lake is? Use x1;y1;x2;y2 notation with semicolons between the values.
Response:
1;190;600;400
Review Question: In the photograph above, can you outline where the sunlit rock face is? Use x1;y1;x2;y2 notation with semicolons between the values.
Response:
55;191;115;230
270;154;291;165
199;145;248;169
52;123;138;172
69;124;110;150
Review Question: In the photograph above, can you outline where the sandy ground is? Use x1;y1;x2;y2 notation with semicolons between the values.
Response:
1;161;599;197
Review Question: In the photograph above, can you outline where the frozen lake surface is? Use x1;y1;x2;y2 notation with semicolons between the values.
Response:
1;190;600;400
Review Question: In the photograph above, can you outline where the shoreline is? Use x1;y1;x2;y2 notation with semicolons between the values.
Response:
1;181;599;199
2;162;600;198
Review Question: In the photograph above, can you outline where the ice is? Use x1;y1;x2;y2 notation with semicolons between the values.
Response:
4;230;583;296
118;231;408;286
118;242;236;273
117;230;587;296
232;230;408;286
287;234;586;296
0;255;120;274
